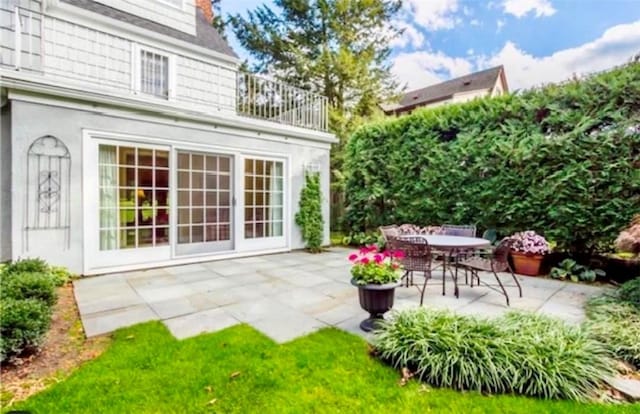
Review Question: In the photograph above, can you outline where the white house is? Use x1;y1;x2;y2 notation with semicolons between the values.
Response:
381;66;509;116
0;0;335;275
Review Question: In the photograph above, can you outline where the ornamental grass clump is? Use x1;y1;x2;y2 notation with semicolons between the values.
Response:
348;246;404;285
373;308;614;401
585;278;640;368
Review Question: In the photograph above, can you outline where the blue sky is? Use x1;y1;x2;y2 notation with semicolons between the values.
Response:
220;0;640;91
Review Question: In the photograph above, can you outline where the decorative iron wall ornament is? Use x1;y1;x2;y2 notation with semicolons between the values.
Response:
25;135;71;250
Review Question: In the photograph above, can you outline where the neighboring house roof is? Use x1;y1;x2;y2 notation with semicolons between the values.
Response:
61;0;238;58
382;65;507;114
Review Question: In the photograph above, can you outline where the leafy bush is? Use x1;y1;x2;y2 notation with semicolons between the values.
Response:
49;265;72;287
1;271;58;307
0;298;53;362
341;231;384;247
585;284;640;368
2;257;49;275
374;308;614;401
295;172;324;253
549;259;605;282
344;62;640;254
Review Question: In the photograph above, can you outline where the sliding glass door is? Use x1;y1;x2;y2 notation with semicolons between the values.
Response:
175;151;234;255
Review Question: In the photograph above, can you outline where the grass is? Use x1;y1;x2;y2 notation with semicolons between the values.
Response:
7;322;640;414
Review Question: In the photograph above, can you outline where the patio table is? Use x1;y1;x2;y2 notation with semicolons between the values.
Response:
398;234;491;298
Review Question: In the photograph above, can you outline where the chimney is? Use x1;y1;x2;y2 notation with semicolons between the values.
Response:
195;0;214;23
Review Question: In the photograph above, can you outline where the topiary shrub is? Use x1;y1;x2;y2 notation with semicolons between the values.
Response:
374;308;614;401
1;271;58;307
295;172;324;253
0;298;53;362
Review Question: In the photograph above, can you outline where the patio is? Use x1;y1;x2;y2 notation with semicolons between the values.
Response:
74;247;607;342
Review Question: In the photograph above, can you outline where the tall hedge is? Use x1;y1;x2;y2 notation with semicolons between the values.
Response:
344;62;640;253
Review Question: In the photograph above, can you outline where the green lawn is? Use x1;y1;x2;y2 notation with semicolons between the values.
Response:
8;322;640;414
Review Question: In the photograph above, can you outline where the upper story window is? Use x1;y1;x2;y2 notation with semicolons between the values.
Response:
135;46;174;100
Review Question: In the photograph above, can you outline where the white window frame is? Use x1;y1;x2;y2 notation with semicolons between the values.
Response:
131;44;176;100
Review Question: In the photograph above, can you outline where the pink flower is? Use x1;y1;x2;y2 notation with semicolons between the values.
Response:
360;257;370;264
392;263;399;269
393;250;405;259
348;253;358;262
374;254;383;264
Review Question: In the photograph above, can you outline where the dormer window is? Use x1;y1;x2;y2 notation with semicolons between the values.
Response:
134;45;175;99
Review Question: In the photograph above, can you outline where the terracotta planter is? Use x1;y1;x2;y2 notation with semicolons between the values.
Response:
511;251;544;276
351;279;400;332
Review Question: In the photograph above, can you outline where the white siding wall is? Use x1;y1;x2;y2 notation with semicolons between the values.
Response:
93;0;196;36
41;16;237;114
176;55;236;114
43;16;132;90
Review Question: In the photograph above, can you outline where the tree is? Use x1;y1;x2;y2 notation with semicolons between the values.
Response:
295;172;324;252
211;0;226;39
229;0;403;229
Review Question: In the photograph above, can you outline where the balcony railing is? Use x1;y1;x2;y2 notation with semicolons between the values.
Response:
236;72;328;131
0;5;330;132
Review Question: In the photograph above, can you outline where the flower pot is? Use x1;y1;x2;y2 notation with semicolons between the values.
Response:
604;255;640;283
351;279;401;332
511;251;544;276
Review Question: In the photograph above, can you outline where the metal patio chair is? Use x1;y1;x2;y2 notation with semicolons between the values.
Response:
457;239;523;306
378;225;400;243
387;237;433;305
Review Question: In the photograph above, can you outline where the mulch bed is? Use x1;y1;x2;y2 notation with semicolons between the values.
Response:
0;283;111;406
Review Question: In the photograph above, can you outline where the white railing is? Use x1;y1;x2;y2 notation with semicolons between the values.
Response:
0;5;330;132
236;72;329;132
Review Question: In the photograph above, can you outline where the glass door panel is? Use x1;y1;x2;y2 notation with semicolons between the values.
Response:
244;158;284;241
175;151;234;255
98;144;170;251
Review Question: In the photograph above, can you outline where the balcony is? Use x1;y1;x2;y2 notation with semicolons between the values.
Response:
0;5;329;132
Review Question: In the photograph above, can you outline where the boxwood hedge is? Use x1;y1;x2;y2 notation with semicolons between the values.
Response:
344;62;640;253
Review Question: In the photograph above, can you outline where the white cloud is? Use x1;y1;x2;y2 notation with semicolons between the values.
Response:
469;19;481;26
496;19;506;32
502;0;556;18
391;20;640;92
390;21;426;49
403;0;460;31
479;20;640;89
467;48;475;55
391;50;474;90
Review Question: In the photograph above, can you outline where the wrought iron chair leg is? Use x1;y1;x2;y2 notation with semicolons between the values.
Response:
508;265;523;297
419;274;429;306
492;270;510;306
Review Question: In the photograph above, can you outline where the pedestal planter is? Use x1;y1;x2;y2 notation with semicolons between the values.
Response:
511;252;544;276
351;279;401;332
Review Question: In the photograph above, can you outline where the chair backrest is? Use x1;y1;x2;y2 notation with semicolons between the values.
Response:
392;237;432;273
482;228;497;244
493;238;514;265
379;225;400;242
442;224;477;237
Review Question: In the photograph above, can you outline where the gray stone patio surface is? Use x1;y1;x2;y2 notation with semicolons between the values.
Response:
74;247;607;342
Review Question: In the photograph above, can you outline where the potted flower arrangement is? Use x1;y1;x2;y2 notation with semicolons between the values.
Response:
506;231;550;276
349;245;405;332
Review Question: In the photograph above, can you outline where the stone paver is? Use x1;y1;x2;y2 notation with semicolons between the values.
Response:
163;308;239;340
74;247;609;342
